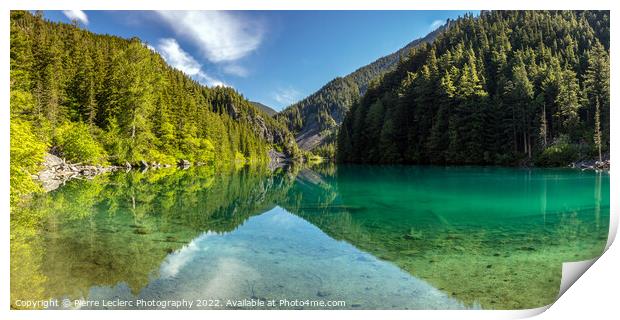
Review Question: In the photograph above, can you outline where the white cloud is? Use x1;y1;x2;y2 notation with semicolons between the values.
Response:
429;19;445;31
273;87;301;106
156;38;228;88
156;11;264;63
157;38;202;75
223;64;248;77
63;10;89;25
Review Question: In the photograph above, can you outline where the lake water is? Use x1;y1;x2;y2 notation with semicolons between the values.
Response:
10;165;609;310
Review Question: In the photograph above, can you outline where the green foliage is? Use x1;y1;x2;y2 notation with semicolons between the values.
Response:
10;11;297;190
53;122;107;164
535;136;579;167
338;11;609;166
10;119;47;205
179;136;215;163
313;143;336;159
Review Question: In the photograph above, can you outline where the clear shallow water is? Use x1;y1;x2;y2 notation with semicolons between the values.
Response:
10;165;609;309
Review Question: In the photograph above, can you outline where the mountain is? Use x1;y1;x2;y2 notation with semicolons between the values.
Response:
9;11;299;202
276;21;451;156
337;11;610;166
250;101;278;117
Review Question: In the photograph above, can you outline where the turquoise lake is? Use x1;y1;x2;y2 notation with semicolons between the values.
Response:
10;165;610;309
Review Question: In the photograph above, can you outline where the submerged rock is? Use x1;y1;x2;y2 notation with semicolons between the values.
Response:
316;290;330;297
133;228;149;235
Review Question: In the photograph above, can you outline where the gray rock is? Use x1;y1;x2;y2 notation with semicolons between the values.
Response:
44;153;64;167
41;179;63;192
268;149;290;171
35;153;119;192
227;103;239;119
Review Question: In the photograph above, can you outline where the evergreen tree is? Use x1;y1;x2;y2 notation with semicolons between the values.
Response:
337;10;609;166
10;11;299;201
594;97;602;162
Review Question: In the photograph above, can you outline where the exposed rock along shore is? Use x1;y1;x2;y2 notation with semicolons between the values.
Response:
35;150;606;193
34;153;192;192
569;158;611;171
35;150;293;192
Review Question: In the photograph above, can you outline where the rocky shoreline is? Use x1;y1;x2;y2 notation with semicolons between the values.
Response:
35;150;293;192
569;159;611;171
34;151;608;193
34;153;192;192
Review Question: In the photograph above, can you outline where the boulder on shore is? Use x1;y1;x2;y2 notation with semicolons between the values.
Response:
44;153;64;167
570;158;610;171
35;153;120;192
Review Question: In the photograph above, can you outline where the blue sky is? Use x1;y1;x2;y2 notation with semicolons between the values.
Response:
44;10;475;111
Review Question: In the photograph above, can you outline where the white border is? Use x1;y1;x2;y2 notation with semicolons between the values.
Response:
1;1;617;320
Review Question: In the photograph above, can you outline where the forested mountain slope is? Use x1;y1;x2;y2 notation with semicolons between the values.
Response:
338;11;610;166
276;21;450;155
250;101;278;117
9;11;298;202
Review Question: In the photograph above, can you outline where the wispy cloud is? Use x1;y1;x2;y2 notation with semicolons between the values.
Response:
156;38;227;87
222;64;249;77
156;11;264;63
273;87;301;106
429;19;445;31
157;38;202;75
63;10;88;25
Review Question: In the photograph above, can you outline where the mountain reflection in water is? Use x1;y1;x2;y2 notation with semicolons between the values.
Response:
11;165;609;309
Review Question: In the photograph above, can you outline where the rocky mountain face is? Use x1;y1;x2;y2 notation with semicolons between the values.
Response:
221;100;300;159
